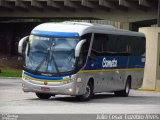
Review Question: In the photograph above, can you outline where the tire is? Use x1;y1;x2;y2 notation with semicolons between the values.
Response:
114;78;131;97
36;93;52;99
76;82;93;101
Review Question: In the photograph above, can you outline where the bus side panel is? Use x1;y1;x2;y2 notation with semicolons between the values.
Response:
76;71;106;94
130;70;144;89
76;70;128;94
127;56;145;89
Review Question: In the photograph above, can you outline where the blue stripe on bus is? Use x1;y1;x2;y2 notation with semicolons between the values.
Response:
84;56;145;70
31;30;79;37
24;56;145;79
24;71;71;80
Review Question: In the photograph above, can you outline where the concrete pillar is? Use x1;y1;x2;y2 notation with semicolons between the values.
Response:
120;22;130;30
156;33;160;89
139;27;160;90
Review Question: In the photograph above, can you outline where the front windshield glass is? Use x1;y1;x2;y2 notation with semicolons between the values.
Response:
25;35;79;74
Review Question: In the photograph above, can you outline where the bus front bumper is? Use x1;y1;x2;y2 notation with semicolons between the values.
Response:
22;77;80;95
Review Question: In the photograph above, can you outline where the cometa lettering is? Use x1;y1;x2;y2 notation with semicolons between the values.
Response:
102;58;118;68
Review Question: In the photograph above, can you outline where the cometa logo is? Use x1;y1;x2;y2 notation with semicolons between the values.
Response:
102;58;118;68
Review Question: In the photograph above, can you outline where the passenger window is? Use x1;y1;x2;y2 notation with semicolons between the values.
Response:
91;33;107;56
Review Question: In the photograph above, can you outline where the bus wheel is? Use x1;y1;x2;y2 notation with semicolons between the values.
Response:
114;79;131;97
36;93;51;99
76;82;93;101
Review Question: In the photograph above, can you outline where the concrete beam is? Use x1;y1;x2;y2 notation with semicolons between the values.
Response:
15;0;29;10
47;0;62;10
99;0;115;9
0;0;13;9
31;0;44;9
119;0;134;8
64;0;77;8
81;0;95;8
119;0;148;11
139;0;155;8
0;0;158;22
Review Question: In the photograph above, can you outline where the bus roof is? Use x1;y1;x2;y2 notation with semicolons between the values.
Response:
31;21;145;37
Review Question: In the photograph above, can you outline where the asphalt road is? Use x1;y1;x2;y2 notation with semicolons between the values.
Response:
0;78;160;115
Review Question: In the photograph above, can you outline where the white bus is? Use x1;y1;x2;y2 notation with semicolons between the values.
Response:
18;21;146;100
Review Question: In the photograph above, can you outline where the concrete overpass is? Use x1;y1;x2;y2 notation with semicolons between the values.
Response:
0;0;158;22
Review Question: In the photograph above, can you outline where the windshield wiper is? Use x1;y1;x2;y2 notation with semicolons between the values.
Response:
34;49;50;73
49;49;60;75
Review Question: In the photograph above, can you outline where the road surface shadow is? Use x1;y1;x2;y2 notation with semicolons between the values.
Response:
52;93;115;103
28;93;160;105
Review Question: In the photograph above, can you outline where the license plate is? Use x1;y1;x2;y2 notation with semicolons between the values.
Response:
41;87;50;91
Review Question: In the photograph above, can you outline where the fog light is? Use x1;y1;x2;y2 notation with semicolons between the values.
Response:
69;88;73;92
77;78;82;82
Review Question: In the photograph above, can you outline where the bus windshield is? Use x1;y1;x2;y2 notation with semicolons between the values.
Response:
25;35;79;74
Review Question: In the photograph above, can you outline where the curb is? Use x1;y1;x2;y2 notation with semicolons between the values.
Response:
0;77;21;79
138;88;160;92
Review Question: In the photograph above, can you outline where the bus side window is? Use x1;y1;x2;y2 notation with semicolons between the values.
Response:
123;36;145;56
119;35;131;56
91;33;104;57
103;34;131;56
103;34;118;55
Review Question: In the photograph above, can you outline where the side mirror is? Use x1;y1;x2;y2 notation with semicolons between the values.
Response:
75;39;86;57
18;36;29;55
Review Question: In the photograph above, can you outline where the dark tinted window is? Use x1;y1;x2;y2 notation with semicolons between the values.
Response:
91;33;145;56
92;34;106;52
91;33;107;55
127;36;145;56
100;34;129;55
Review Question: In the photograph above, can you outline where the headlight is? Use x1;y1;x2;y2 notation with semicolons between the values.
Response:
22;76;31;81
63;79;74;84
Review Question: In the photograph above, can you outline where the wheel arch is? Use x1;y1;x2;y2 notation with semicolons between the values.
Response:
88;77;94;91
127;75;132;88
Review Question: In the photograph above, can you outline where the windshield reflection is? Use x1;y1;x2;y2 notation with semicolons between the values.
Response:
25;35;79;74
